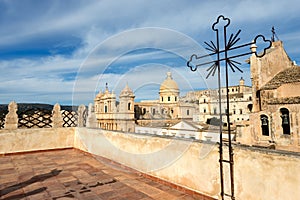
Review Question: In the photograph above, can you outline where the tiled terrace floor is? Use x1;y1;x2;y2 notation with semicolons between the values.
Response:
0;149;208;200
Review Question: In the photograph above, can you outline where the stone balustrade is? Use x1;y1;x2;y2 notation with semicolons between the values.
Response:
0;101;98;130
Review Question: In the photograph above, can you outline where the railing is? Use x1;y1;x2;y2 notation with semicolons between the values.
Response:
18;108;52;128
0;102;90;130
62;110;78;127
0;109;8;129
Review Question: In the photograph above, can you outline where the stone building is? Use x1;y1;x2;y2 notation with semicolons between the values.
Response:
94;84;135;132
237;40;300;152
94;72;198;132
135;72;198;126
195;77;252;125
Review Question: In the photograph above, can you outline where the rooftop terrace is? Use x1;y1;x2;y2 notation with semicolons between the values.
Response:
0;148;207;200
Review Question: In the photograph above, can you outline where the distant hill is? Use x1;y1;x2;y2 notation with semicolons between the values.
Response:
0;103;79;114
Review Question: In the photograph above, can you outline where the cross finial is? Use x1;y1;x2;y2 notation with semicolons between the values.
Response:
271;26;275;42
271;26;279;42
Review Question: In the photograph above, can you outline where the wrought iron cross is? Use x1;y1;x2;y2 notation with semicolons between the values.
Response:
187;15;272;200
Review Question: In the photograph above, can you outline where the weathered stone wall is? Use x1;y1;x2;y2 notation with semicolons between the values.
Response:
0;127;74;154
74;128;300;200
74;128;220;198
235;147;300;200
237;103;300;152
0;126;299;199
277;83;300;98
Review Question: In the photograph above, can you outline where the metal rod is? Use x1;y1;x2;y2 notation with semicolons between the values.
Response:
215;29;225;200
224;23;235;200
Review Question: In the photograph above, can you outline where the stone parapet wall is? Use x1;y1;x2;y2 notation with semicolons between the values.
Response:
0;101;98;130
75;128;300;200
0;127;74;154
0;126;299;199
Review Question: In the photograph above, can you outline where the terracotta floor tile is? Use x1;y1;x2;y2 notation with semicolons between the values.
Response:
0;149;211;200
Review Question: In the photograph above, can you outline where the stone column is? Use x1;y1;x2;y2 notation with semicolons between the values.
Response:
86;103;97;128
4;101;18;130
52;103;63;128
78;105;86;127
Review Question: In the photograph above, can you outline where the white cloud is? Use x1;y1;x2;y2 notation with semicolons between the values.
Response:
0;0;299;105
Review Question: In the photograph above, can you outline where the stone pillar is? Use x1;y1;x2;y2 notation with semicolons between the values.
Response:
78;104;86;127
52;103;63;128
4;101;18;130
86;103;97;128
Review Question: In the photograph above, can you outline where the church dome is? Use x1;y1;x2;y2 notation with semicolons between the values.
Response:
120;84;134;97
159;72;179;93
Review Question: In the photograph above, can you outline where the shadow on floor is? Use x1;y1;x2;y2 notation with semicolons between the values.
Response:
2;187;47;200
0;169;62;198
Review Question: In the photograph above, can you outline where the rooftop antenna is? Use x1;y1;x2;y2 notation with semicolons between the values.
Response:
271;26;280;42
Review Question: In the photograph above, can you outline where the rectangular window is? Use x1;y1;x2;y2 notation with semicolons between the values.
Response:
168;96;171;101
187;109;190;115
128;103;131;110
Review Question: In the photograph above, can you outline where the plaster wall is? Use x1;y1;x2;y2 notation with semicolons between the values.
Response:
235;147;300;200
277;83;300;98
0;127;74;154
0;127;299;200
74;128;300;200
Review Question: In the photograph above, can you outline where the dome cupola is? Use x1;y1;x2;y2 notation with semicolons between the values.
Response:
159;72;179;103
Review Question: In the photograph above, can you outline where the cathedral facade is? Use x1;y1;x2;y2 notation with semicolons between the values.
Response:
134;72;198;126
94;72;199;131
94;84;135;132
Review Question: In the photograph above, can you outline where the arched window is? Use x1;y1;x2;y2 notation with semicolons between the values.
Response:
204;99;206;103
260;115;269;136
168;96;171;101
104;105;108;113
247;104;253;112
143;108;146;115
213;108;217;114
128;102;131;110
161;97;163;102
175;96;177;101
280;108;290;135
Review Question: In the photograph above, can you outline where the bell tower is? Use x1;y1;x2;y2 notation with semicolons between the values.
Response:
119;84;135;132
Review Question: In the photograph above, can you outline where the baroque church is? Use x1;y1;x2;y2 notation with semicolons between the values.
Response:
94;72;198;132
94;83;135;132
237;40;300;152
135;72;198;126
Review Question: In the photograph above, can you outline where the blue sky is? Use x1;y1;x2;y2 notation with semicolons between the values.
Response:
1;0;300;105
